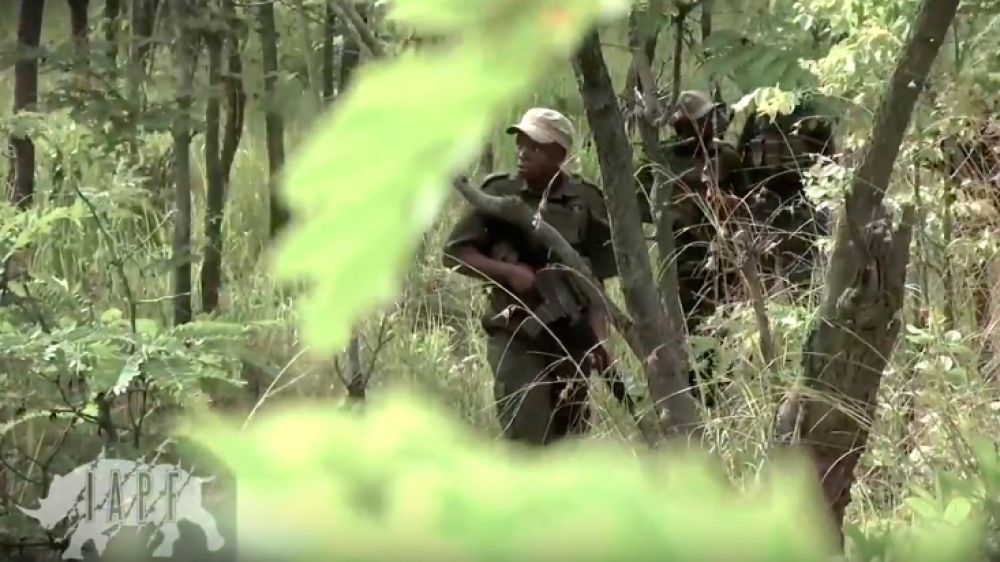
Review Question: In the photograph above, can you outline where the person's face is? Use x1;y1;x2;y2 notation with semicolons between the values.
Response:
515;132;566;186
672;112;713;140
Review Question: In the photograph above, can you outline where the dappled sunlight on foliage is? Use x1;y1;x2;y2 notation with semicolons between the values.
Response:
1;0;999;559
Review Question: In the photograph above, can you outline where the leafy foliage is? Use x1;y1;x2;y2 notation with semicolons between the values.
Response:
3;0;1000;559
189;391;843;561
186;390;995;561
273;0;631;355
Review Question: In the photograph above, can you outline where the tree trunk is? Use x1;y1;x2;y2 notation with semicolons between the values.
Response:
129;0;158;108
773;0;960;544
201;28;224;314
345;335;366;401
10;0;45;209
337;1;365;93
258;0;290;238
138;0;160;69
291;0;320;103
105;0;121;67
626;7;686;335
200;0;246;314
220;0;246;180
172;0;196;326
331;0;381;58
669;7;687;108
701;0;720;97
322;2;336;102
68;0;90;51
700;0;712;41
573;29;700;438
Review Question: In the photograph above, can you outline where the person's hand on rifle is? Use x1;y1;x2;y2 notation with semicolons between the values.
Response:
490;241;536;296
505;263;537;295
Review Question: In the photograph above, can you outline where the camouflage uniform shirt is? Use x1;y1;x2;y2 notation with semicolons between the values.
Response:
443;171;617;334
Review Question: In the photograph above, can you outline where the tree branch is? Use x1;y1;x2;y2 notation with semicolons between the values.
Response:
329;0;383;58
626;9;687;332
573;30;700;438
775;0;961;545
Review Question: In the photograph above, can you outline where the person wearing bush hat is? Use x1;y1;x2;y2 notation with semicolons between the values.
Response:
440;107;623;446
671;89;731;135
505;107;576;157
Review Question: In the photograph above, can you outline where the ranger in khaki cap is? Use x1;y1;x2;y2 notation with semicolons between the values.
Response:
442;107;619;446
505;107;576;155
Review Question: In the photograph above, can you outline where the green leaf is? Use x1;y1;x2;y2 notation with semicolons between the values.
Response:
905;496;940;520
943;498;972;525
136;318;160;336
183;391;842;562
100;307;124;324
274;0;630;354
113;353;143;396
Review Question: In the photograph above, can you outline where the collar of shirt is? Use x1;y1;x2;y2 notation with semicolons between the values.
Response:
515;172;582;202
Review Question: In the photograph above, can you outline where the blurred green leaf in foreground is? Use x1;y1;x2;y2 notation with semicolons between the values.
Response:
188;390;845;562
273;0;630;355
188;0;990;559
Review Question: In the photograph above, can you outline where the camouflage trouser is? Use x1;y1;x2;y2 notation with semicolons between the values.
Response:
485;323;592;445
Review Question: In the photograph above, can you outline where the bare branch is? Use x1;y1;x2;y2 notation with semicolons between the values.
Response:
329;0;384;58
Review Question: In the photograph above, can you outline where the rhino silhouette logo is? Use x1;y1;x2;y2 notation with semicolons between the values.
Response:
17;455;225;560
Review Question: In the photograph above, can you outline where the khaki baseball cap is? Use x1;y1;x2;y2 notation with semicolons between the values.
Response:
674;90;719;120
505;107;575;154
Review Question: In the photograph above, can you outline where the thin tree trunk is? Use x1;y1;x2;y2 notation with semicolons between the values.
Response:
201;28;224;314
137;0;160;70
220;0;246;180
669;7;687;108
291;0;320;103
329;2;374;401
345;335;365;401
105;0;121;67
701;0;720;97
700;0;712;40
68;0;90;51
258;0;290;238
337;1;365;93
626;6;686;341
331;0;381;58
10;0;45;209
172;0;196;326
941;180;956;329
322;2;336;102
573;29;700;438
129;0;158;108
200;0;246;314
621;2;661;115
773;0;960;545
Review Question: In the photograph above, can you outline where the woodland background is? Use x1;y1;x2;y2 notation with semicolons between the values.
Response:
1;0;1000;560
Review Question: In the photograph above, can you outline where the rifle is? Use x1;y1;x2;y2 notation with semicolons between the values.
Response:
485;243;642;418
